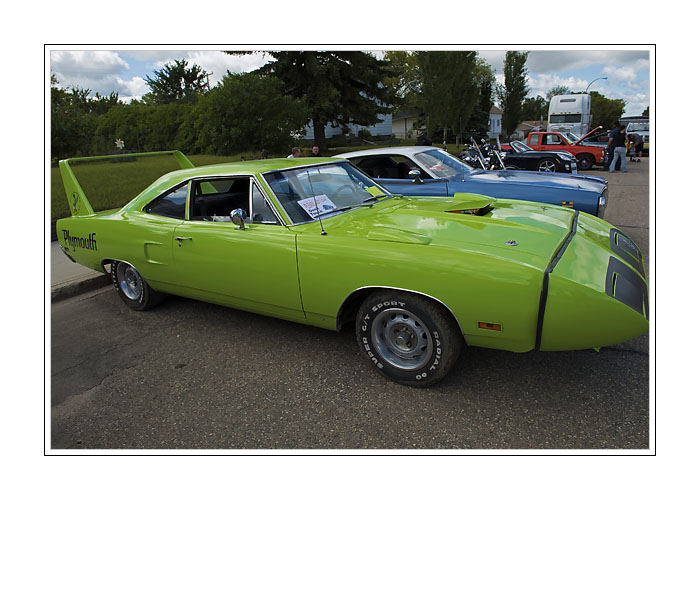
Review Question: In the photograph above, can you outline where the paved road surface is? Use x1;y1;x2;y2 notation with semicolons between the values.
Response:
50;161;651;450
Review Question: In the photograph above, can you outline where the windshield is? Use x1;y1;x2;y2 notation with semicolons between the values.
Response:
626;122;648;132
413;149;473;178
263;162;389;224
549;114;582;123
511;140;534;152
562;132;580;143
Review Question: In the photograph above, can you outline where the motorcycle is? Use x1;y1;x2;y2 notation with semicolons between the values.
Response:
459;138;507;171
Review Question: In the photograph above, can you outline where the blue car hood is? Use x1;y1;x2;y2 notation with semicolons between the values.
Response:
464;169;606;192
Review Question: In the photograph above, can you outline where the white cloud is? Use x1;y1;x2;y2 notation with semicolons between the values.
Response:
525;50;649;74
51;50;129;77
527;74;590;98
146;51;271;87
118;76;150;98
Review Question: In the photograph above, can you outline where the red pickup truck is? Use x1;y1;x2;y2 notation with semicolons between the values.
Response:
518;127;607;170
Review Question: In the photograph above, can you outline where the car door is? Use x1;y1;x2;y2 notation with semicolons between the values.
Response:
171;175;304;322
541;133;568;153
504;148;527;170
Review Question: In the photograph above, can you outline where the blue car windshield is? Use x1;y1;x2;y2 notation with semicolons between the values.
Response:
263;162;389;224
413;149;474;178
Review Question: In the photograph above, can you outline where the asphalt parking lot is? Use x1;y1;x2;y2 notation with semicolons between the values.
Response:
50;160;651;451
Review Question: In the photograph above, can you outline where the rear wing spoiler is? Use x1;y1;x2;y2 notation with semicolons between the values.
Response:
59;150;195;217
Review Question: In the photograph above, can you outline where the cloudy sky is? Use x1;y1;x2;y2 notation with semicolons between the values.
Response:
49;47;651;118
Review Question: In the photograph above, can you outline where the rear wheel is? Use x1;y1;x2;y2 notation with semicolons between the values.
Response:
111;260;165;311
537;158;557;172
355;291;463;386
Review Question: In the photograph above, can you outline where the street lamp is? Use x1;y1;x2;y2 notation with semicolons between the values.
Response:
586;77;608;93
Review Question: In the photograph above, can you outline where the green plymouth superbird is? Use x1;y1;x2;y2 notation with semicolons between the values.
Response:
56;151;649;386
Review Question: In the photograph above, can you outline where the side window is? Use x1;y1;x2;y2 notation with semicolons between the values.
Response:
529;134;540;145
543;134;561;145
251;183;279;224
144;182;188;219
191;177;250;221
353;155;422;179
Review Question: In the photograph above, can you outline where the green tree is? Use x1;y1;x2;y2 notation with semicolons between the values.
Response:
383;50;421;114
464;58;496;140
51;74;113;159
521;95;548;122
642;106;649;117
546;85;571;100
589;91;627;129
416;51;480;146
143;59;210;104
499;51;530;137
228;51;395;151
180;71;308;155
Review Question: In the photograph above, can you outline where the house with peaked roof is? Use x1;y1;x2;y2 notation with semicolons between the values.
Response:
488;106;503;139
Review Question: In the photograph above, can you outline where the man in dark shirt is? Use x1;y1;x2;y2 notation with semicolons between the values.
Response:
606;121;621;171
609;124;628;173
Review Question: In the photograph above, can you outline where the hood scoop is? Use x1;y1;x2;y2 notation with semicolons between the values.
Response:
447;204;493;216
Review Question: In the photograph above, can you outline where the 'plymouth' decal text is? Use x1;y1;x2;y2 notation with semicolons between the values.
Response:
63;230;97;252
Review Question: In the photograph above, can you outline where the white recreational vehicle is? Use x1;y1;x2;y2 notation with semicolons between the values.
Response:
548;94;592;138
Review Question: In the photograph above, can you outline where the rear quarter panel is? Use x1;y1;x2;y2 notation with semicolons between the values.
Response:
56;210;179;289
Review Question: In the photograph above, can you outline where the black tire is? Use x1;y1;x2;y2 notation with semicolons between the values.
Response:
355;291;463;386
110;260;165;311
537;158;557;172
576;154;593;170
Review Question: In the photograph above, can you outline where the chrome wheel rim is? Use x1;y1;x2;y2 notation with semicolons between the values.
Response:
539;160;556;172
116;262;143;301
370;308;433;370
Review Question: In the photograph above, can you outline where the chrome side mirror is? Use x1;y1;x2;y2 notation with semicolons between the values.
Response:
230;208;248;229
408;169;423;183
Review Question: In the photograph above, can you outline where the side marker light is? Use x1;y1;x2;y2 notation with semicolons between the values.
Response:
478;322;502;331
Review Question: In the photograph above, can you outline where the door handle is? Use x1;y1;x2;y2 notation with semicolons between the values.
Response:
175;236;192;247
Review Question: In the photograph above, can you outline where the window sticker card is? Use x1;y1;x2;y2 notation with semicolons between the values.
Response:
297;194;337;219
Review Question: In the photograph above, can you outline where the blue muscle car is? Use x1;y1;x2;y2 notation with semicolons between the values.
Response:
335;146;609;217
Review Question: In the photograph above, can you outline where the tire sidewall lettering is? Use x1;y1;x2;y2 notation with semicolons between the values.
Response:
362;298;443;381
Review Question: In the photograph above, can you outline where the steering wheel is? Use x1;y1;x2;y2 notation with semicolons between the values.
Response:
331;184;355;201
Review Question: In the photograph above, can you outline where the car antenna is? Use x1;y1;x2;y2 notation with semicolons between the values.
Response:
306;169;327;235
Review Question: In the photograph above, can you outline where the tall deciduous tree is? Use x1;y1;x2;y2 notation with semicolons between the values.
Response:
227;51;395;151
416;51;480;146
589;91;627;129
383;50;421;114
143;59;210;105
499;51;530;137
521;95;549;122
464;58;496;140
178;72;309;155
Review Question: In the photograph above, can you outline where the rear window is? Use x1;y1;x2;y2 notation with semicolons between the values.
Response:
144;182;188;219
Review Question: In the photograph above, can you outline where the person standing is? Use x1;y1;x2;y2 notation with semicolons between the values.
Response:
609;124;628;173
606;121;620;170
310;145;322;157
627;132;643;162
287;147;301;158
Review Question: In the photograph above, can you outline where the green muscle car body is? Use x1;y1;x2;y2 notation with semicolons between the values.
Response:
56;151;649;386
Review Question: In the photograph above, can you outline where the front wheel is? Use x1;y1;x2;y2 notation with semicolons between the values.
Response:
111;260;165;311
576;154;593;170
537;158;557;172
355;291;463;386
